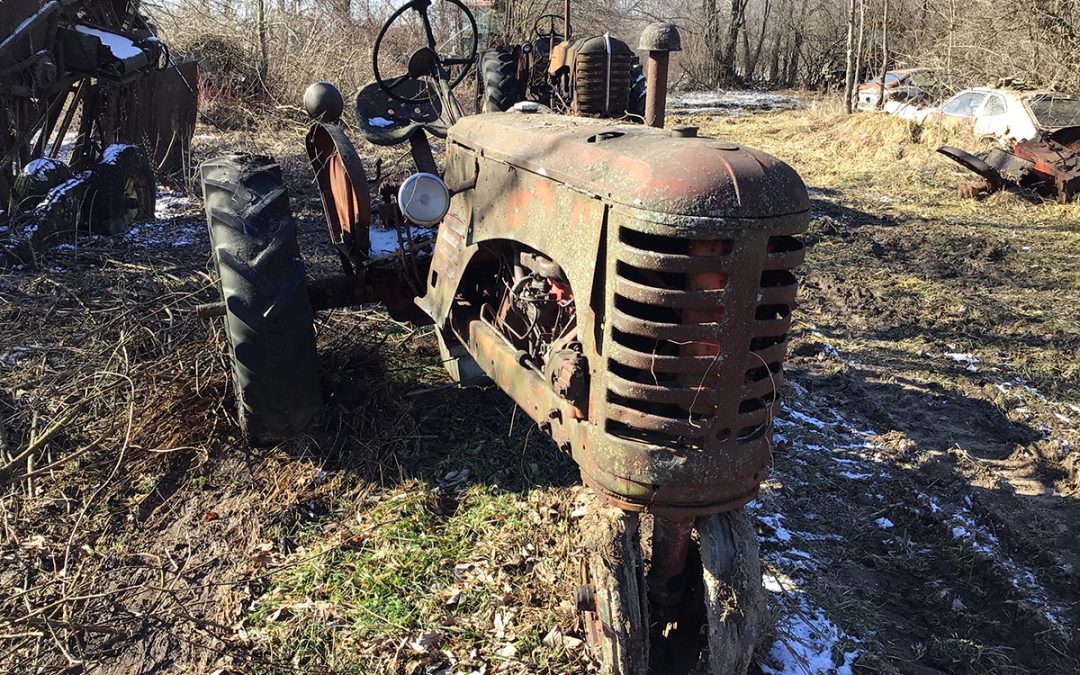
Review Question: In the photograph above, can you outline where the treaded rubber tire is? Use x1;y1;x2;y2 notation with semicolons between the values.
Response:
480;49;522;113
87;144;155;235
697;509;768;674
200;154;322;447
580;492;649;674
8;158;73;213
627;56;647;118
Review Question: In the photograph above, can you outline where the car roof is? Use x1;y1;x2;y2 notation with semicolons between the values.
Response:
953;87;1066;99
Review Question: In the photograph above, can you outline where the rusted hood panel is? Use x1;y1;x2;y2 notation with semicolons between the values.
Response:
447;111;809;219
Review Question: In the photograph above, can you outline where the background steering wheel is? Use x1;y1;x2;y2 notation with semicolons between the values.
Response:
373;0;478;103
533;13;567;40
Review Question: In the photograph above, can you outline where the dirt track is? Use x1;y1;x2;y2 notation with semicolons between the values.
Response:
1;100;1078;673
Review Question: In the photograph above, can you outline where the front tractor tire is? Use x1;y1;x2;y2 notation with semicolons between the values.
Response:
479;49;522;113
579;494;650;674
200;155;322;447
87;144;155;235
698;510;768;673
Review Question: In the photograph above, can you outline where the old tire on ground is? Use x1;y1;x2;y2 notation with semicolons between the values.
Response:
697;509;768;674
479;49;521;113
86;144;155;235
627;56;647;118
579;493;649;674
8;158;74;213
200;154;322;447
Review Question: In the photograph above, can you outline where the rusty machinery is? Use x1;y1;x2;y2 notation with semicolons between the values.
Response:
938;129;1080;203
198;0;808;671
0;0;197;263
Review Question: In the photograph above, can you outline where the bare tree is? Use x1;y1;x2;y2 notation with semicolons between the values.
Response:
876;0;888;109
843;0;857;112
852;0;864;109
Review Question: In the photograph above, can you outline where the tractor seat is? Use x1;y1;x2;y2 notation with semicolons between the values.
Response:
355;79;449;146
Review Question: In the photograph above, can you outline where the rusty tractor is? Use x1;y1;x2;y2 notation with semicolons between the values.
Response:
1;0;197;265
198;0;808;671
473;1;679;125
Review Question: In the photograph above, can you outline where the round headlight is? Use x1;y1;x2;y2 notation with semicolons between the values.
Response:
398;172;450;226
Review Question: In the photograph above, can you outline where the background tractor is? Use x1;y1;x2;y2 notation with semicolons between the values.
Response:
0;0;196;265
198;0;808;671
473;0;651;119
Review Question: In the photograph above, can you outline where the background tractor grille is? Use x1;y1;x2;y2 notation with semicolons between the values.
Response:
574;50;633;117
604;226;804;449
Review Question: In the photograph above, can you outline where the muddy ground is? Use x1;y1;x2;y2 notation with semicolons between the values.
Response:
0;97;1077;674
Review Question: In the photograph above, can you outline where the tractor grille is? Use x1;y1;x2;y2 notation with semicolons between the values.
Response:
574;50;632;117
604;225;804;449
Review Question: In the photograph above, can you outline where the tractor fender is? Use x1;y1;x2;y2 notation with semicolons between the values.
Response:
305;121;372;266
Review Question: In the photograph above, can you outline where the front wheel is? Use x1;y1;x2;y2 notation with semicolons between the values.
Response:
698;510;768;673
578;493;650;675
200;154;323;446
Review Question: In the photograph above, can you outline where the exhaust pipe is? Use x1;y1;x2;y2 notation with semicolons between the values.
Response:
638;23;682;128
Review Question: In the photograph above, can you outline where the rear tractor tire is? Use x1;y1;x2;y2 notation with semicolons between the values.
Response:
87;144;155;235
200;154;323;446
479;49;523;113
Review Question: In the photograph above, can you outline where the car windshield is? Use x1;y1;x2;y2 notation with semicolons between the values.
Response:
1026;94;1080;128
868;72;902;85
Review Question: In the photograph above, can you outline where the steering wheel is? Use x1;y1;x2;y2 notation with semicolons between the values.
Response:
373;0;478;104
533;13;567;40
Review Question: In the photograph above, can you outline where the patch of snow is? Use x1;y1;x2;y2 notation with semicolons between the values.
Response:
667;90;800;117
101;143;133;164
74;25;144;61
944;352;980;372
762;593;858;675
123;221;202;249
1;347;34;369
781;407;830;430
35;173;89;213
24;158;62;179
368;226;435;257
759;513;793;543
839;471;872;480
154;191;192;220
875;517;894;529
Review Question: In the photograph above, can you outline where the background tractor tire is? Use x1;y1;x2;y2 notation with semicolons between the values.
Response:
87;144;155;235
8;158;74;214
627;56;647;118
479;49;522;113
200;154;323;447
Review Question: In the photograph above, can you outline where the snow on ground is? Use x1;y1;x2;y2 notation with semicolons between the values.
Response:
668;90;800;116
121;190;202;249
766;379;1073;667
762;588;858;675
368;226;436;257
755;400;867;673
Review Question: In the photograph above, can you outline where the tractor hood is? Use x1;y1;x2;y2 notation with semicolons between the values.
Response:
447;110;809;219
